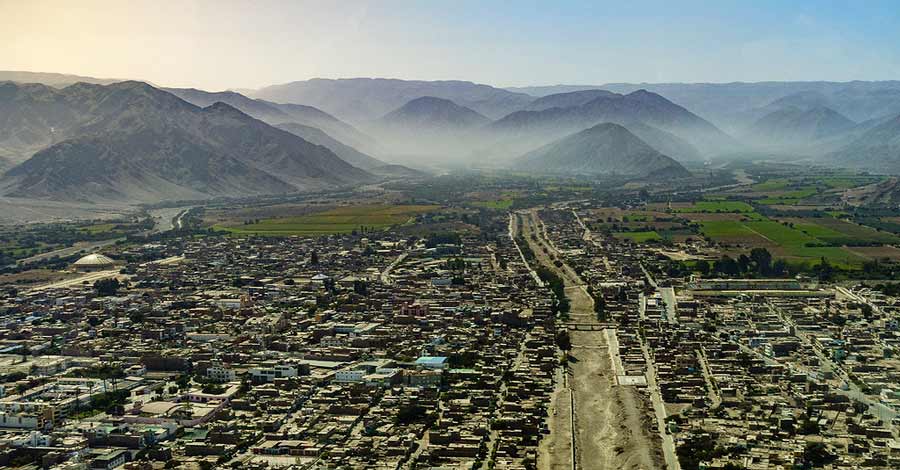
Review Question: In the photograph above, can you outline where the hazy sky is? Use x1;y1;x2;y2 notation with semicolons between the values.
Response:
3;0;900;91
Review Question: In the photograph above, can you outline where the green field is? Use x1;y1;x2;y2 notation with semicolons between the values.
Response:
792;218;900;246
218;204;440;235
614;231;661;242
699;217;866;267
675;201;754;213
699;220;759;238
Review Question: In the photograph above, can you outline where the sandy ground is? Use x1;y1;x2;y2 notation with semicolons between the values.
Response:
538;368;574;470
570;328;664;470
521;210;665;470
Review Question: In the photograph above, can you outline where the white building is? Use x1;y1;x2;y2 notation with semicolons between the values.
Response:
206;364;236;382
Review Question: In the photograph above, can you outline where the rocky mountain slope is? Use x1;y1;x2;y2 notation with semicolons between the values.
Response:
0;81;372;203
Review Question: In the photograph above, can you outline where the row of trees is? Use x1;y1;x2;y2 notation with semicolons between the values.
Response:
536;266;570;314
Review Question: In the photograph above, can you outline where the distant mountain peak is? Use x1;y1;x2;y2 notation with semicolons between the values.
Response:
203;101;251;118
381;96;490;128
514;121;691;179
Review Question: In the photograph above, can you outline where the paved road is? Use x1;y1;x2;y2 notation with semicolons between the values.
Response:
31;269;120;291
509;212;544;286
17;238;122;265
642;263;678;324
380;252;408;285
659;287;678;325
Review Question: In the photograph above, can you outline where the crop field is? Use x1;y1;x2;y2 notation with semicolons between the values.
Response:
698;217;866;267
845;246;900;261
787;218;900;246
217;204;440;235
673;201;754;213
613;231;661;242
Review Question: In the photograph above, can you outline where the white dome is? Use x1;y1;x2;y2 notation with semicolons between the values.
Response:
73;253;115;267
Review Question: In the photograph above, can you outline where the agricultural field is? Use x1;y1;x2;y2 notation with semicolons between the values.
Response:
696;216;868;267
672;201;754;213
786;217;900;246
613;231;661;242
216;204;440;236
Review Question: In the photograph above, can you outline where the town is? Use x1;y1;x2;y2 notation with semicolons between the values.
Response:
1;180;899;470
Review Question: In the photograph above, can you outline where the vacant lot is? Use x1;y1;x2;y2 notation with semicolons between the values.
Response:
217;204;440;235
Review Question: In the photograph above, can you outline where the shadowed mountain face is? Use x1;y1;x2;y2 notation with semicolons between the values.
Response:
0;81;372;203
275;122;385;170
620;121;703;162
514;122;691;179
165;87;374;152
490;89;736;158
250;77;533;122
828;114;900;173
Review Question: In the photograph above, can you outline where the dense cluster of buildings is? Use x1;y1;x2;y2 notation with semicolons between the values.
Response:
0;214;562;469
1;200;898;469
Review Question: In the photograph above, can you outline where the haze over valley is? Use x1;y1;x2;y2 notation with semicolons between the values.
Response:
4;70;900;210
5;4;900;470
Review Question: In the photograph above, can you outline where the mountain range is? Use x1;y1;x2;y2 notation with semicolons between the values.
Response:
487;89;736;159
165;87;374;152
0;81;372;203
3;71;900;204
250;78;534;122
827;114;900;173
511;81;900;128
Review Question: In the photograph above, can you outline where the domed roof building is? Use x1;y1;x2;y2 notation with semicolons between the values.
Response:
72;253;115;271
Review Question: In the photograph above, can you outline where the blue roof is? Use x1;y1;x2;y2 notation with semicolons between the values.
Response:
415;356;447;364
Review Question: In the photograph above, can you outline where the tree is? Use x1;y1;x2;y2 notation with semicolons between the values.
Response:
772;259;788;276
737;254;751;274
310;251;319;265
713;255;740;276
555;331;572;351
695;260;710;275
353;279;368;296
816;257;834;282
798;442;835;469
749;248;772;275
94;278;120;297
594;295;606;320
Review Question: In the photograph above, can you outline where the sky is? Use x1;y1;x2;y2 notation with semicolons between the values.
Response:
2;0;900;91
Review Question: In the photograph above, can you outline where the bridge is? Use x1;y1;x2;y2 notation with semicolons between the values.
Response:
563;322;617;331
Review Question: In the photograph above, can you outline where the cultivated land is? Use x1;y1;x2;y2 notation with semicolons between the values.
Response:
215;204;439;235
